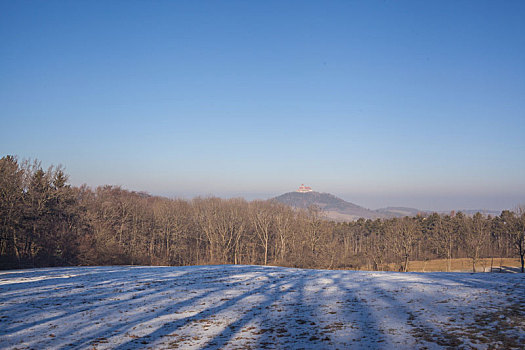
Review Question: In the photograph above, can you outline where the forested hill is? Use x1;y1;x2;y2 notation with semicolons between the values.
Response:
272;191;383;221
273;192;500;220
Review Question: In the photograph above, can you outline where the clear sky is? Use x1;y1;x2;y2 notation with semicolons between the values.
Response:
1;0;524;211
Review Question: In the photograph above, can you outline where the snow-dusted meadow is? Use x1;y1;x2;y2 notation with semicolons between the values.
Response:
1;265;524;349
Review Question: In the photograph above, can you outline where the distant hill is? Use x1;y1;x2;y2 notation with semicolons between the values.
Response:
272;191;384;221
445;209;502;217
272;191;503;221
372;207;503;218
375;207;428;218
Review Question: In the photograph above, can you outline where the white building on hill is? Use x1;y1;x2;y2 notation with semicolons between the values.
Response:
297;184;313;193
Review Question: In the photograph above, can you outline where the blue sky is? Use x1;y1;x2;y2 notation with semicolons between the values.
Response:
1;0;524;211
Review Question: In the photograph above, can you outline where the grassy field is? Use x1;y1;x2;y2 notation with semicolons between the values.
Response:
385;257;522;273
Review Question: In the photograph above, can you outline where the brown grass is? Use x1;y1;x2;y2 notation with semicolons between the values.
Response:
384;257;522;272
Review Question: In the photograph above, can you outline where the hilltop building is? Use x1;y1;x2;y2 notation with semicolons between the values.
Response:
297;184;313;193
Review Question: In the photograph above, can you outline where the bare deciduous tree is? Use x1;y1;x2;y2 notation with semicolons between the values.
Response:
462;213;490;272
388;217;419;272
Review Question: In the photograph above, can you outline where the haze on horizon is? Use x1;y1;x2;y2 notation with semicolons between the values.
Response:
1;1;524;212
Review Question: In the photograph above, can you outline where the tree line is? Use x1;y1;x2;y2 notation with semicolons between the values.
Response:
1;155;524;272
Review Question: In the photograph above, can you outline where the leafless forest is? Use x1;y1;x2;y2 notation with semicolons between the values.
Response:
1;156;524;272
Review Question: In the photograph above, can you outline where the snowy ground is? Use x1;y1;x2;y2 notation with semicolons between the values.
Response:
1;265;524;349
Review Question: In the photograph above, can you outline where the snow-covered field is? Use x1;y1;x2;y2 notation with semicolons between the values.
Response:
1;266;524;349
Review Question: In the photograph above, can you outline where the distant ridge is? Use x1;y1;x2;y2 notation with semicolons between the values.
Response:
272;191;383;221
375;207;427;218
272;190;503;221
442;209;502;216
